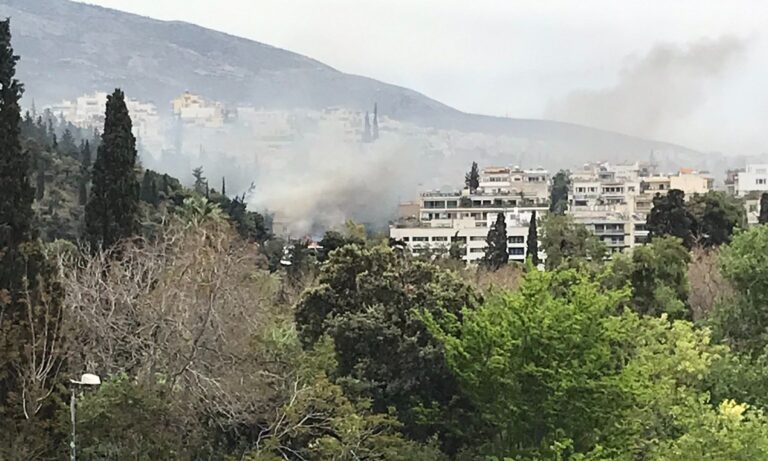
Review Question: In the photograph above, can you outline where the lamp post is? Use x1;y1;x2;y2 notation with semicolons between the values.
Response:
70;373;101;461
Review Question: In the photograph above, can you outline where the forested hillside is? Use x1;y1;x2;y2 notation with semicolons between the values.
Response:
4;16;768;461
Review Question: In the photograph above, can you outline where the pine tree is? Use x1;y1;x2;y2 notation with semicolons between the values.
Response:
760;192;768;225
78;140;91;206
527;210;540;266
192;166;207;195
646;189;696;249
483;212;509;271
221;176;226;196
372;103;379;140
85;88;140;249
0;19;65;452
465;161;480;192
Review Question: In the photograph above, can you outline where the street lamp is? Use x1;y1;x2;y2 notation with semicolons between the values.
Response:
70;373;101;461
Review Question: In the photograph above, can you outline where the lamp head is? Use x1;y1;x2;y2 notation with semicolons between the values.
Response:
70;373;101;386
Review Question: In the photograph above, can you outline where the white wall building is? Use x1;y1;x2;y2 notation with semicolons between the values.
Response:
46;92;164;155
390;211;539;263
737;164;768;197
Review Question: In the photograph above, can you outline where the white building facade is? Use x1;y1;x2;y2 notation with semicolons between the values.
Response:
737;164;768;197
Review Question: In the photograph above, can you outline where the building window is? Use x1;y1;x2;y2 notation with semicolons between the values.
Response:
452;236;467;243
757;178;767;185
412;237;428;242
507;236;524;244
470;236;486;241
470;248;485;253
509;247;525;256
401;237;410;242
749;204;758;212
432;236;448;242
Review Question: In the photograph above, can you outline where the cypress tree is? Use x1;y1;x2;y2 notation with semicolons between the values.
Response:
140;170;159;206
35;157;45;201
465;161;480;192
760;192;768;225
0;17;33;264
221;176;226;196
549;170;570;215
85;88;140;249
0;19;65;450
527;210;540;266
483;212;509;271
78;140;91;206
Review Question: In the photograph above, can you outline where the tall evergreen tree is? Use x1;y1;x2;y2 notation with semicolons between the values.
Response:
221;176;226;196
549;170;570;215
687;191;745;247
139;170;159;206
483;212;509;271
527;210;540;266
78;140;91;206
35;157;45;201
85;88;140;249
646;189;696;249
0;19;65;454
465;161;480;192
760;192;768;225
59;127;76;157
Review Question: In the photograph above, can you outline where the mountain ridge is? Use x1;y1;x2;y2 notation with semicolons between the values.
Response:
0;0;716;169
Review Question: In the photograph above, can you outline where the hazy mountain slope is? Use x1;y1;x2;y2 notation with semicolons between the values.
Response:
0;0;711;167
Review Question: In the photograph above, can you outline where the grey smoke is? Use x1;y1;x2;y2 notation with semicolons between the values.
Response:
246;133;429;237
547;36;747;144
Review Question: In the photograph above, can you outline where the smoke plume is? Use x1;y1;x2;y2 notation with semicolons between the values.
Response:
547;36;746;143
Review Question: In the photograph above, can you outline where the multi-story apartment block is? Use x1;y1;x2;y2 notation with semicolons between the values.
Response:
391;166;548;264
47;92;163;154
724;169;743;196
568;163;651;252
669;168;715;195
390;211;540;264
477;166;550;204
171;91;225;128
736;164;768;197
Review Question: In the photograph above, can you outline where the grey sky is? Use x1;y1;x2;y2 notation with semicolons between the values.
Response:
77;0;767;155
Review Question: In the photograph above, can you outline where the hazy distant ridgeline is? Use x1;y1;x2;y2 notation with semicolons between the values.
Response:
0;0;726;171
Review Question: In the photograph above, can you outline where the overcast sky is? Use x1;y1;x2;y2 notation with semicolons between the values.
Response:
77;0;767;155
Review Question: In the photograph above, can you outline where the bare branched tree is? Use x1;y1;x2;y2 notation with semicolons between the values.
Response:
62;216;290;432
688;246;734;322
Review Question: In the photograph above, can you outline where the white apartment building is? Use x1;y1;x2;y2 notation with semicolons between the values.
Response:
171;91;225;128
392;165;548;264
46;92;163;154
670;169;715;195
736;164;768;197
478;166;550;204
390;211;538;263
569;163;650;252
